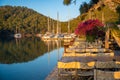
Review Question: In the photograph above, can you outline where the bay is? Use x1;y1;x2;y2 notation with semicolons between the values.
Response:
0;38;63;80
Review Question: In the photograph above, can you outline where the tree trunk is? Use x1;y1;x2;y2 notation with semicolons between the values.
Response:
105;29;109;49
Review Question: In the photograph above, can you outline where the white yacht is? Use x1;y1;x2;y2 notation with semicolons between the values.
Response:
14;33;22;38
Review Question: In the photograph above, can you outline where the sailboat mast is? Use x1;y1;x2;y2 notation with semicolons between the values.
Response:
50;18;52;33
35;17;38;33
53;21;55;34
59;22;61;34
68;7;70;34
47;16;50;32
57;12;59;34
68;19;70;33
16;25;17;33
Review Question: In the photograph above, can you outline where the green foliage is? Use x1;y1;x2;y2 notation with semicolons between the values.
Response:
0;4;119;34
0;6;57;34
79;2;89;14
81;5;119;23
61;22;68;32
78;0;99;14
86;35;95;42
68;16;81;33
0;5;69;34
62;0;119;33
63;0;76;5
90;0;99;4
116;5;120;24
66;5;119;33
63;0;72;5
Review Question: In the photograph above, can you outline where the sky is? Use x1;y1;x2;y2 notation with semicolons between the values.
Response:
0;0;90;21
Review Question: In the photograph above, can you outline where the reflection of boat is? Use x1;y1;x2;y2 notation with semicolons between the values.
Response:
53;34;64;39
14;33;22;38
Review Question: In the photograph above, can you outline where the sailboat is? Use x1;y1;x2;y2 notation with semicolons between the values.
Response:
14;25;22;38
64;19;72;39
14;33;22;38
14;17;22;38
54;12;64;39
42;17;54;40
36;18;42;37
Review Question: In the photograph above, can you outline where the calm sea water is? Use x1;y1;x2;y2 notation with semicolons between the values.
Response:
0;38;64;80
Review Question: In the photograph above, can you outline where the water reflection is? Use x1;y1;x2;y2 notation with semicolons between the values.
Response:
0;38;63;64
0;38;47;64
45;40;63;65
0;38;64;80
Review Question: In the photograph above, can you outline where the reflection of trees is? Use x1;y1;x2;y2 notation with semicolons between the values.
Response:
0;38;48;64
44;40;63;64
44;40;63;53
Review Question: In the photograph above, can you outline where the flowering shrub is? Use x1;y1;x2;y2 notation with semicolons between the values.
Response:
75;19;105;41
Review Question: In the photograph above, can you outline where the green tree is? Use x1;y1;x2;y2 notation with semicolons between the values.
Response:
63;0;76;5
0;6;51;34
79;2;89;14
90;0;99;5
116;5;120;24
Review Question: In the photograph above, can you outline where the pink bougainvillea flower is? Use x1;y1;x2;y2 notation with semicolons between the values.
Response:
75;19;104;38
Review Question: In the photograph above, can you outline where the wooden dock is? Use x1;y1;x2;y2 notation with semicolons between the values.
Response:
45;37;120;80
46;53;120;80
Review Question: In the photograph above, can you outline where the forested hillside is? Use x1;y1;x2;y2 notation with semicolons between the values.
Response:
0;1;120;35
0;6;65;35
